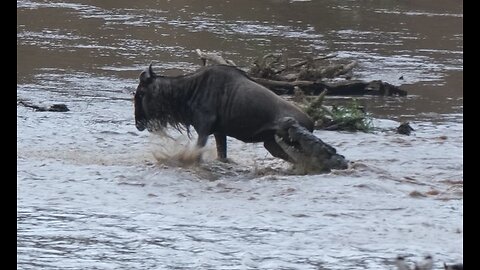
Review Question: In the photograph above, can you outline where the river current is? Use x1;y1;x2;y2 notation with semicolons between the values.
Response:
17;1;462;269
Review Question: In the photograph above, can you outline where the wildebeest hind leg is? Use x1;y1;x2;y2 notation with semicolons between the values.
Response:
214;132;228;161
264;139;293;163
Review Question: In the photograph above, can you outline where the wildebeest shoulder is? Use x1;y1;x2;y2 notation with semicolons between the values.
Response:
184;65;313;142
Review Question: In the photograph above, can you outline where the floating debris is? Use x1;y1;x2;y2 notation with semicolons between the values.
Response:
18;100;69;112
397;121;415;135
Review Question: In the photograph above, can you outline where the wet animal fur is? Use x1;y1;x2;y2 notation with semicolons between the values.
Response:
134;64;313;162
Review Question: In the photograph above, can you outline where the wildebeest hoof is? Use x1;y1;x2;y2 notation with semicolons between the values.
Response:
217;157;235;164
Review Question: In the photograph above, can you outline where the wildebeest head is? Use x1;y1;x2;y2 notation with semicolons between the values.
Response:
134;63;155;131
134;63;192;134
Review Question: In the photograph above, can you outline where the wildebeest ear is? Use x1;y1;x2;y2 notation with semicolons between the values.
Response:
139;62;156;83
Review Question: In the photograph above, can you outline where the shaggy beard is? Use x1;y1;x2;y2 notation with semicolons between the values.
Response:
144;118;192;139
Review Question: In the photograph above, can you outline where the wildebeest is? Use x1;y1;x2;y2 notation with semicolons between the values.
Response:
134;63;346;170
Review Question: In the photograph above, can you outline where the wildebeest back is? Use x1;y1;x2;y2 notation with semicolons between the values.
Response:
183;65;313;142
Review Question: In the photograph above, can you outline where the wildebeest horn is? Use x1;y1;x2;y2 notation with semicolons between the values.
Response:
148;61;155;76
140;61;156;82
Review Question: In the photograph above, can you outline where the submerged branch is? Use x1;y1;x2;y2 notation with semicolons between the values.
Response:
195;49;236;66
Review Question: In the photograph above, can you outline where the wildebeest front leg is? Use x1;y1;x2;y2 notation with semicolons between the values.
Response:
214;132;227;161
264;139;294;163
193;134;209;163
193;113;217;162
196;134;209;148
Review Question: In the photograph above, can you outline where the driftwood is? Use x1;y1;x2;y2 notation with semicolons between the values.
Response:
195;49;236;66
250;53;338;78
250;77;407;96
296;60;357;80
293;90;373;131
276;53;338;74
194;49;407;97
18;100;69;112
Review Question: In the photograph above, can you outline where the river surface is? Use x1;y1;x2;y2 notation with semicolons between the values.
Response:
17;0;463;269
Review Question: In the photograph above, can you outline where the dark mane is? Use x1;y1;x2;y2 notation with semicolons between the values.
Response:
144;76;193;135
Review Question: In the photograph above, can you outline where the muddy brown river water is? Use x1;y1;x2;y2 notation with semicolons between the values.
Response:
17;0;462;269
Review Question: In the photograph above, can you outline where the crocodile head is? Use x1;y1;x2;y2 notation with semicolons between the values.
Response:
275;117;348;173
